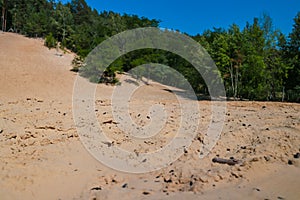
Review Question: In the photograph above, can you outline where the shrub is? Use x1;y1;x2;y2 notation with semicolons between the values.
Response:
44;33;57;49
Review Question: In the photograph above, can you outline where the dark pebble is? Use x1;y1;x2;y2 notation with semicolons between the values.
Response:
143;191;150;195
264;156;271;162
189;181;193;186
294;153;300;159
184;148;188;154
262;106;266;109
164;178;172;183
122;183;128;188
288;160;293;165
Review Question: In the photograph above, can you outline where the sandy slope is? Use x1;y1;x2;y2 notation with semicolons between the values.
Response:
0;32;299;200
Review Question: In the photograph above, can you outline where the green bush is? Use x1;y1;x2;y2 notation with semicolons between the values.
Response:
44;33;57;49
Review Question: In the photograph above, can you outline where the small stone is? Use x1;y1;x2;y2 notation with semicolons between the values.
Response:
262;106;266;109
293;153;300;159
184;148;188;154
7;133;17;140
142;191;150;195
164;177;172;183
231;172;239;178
288;160;293;165
0;129;3;134
122;183;128;188
264;156;271;162
250;157;259;162
199;176;209;183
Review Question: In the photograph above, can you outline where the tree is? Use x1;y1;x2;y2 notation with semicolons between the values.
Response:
285;12;300;101
260;13;289;100
227;24;243;99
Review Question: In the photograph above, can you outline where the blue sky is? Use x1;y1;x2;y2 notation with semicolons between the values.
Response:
63;0;300;36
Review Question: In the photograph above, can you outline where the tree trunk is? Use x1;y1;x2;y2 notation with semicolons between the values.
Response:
229;62;235;99
1;0;8;32
234;64;239;100
282;86;285;102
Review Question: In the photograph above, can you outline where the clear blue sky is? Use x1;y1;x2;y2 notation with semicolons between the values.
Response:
63;0;300;36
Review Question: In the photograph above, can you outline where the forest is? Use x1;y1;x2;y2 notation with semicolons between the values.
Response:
1;0;299;102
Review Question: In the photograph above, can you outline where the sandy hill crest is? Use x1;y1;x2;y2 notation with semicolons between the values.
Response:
0;32;75;102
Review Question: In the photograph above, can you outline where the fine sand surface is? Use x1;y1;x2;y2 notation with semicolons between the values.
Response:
0;32;300;200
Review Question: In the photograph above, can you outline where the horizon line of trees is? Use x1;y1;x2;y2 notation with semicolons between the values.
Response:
0;0;299;102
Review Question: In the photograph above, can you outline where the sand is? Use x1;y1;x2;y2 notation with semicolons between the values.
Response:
0;32;299;200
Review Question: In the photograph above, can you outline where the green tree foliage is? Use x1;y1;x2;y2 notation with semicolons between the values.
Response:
195;15;294;101
284;12;300;101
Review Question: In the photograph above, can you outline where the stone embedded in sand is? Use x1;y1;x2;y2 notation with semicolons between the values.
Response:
6;133;17;140
288;160;293;165
0;129;3;134
20;133;32;140
40;138;52;146
142;191;150;195
90;186;102;191
212;157;241;165
164;176;172;183
250;157;259;162
294;153;300;159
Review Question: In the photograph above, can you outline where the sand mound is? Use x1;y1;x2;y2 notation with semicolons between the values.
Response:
0;32;300;200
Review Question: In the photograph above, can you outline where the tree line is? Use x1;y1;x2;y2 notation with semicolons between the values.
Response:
1;0;299;101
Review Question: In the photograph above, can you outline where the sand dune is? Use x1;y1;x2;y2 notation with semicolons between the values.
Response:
0;32;299;200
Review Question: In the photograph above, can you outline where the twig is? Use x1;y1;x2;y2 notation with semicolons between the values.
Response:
212;157;241;165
